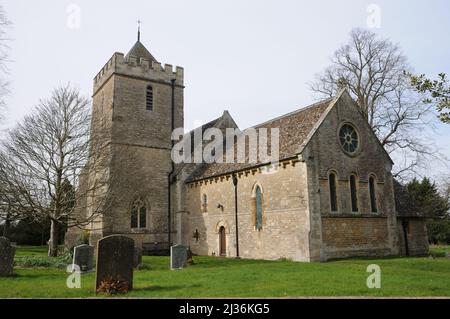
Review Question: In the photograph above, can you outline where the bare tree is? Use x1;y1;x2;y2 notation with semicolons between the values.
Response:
0;5;11;120
0;149;24;237
310;28;440;180
0;85;117;256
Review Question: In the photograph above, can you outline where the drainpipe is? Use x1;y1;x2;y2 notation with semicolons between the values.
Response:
402;220;410;256
232;173;240;258
168;78;176;245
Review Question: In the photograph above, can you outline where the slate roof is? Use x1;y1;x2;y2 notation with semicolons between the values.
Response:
187;97;334;182
126;40;157;62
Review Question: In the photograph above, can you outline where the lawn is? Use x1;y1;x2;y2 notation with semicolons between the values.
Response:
429;245;450;256
1;245;449;298
14;245;49;257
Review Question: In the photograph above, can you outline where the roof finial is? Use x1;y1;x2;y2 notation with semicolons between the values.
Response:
137;20;141;41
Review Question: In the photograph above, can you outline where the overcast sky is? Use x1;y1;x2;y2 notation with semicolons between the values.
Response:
1;0;449;182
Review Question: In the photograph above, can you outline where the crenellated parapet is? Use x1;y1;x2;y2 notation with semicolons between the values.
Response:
93;52;184;94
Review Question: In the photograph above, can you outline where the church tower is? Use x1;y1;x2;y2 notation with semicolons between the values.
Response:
86;31;184;247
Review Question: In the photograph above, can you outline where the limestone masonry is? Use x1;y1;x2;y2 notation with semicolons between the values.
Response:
65;37;429;261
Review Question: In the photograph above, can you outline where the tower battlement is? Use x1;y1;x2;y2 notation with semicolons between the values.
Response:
93;52;184;94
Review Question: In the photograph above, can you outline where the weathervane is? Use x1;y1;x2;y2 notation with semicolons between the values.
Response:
137;20;142;41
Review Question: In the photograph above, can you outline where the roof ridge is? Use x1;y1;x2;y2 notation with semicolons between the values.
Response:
249;97;334;129
185;113;224;136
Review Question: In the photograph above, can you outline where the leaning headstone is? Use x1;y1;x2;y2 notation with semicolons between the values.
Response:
133;246;143;269
170;244;188;270
445;252;450;259
72;244;94;272
0;237;15;277
95;235;134;293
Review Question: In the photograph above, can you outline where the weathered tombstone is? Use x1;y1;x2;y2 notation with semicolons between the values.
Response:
187;247;194;265
133;246;143;269
0;237;15;277
446;252;450;259
170;244;188;270
72;244;94;272
95;235;134;293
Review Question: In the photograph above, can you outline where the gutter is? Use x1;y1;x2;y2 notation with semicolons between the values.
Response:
168;78;176;245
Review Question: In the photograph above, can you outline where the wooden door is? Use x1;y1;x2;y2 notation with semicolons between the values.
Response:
219;226;226;256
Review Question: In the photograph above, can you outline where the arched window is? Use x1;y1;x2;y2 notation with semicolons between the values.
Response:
349;175;358;212
329;172;338;212
146;85;153;110
255;186;263;231
369;175;378;213
202;194;208;213
131;198;147;229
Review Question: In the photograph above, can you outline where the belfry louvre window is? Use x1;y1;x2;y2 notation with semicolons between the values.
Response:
329;172;338;212
131;199;147;229
146;85;153;110
350;175;358;212
369;176;378;213
202;194;208;213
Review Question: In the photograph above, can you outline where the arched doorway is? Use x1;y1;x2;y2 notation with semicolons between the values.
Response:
219;226;226;256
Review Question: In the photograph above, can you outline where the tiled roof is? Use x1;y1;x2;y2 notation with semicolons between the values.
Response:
126;41;157;62
187;98;333;182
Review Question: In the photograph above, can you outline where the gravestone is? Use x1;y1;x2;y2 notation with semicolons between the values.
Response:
72;244;94;272
0;237;15;277
187;247;194;265
446;252;450;259
170;244;188;270
133;246;143;269
95;235;134;292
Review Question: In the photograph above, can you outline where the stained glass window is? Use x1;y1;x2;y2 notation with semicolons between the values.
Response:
139;207;147;228
369;176;378;213
350;175;358;212
339;124;359;154
131;207;138;228
329;173;338;212
131;199;147;229
255;186;263;231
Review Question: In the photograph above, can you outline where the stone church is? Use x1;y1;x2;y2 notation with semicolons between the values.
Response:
66;36;429;261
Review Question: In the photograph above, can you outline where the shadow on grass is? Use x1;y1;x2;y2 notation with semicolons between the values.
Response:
133;283;201;293
5;271;67;279
326;254;435;263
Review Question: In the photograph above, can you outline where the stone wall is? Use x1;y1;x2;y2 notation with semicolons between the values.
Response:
321;217;391;259
185;161;311;261
397;219;429;256
69;50;184;250
304;93;399;260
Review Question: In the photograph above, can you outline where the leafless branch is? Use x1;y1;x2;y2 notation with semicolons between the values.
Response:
309;28;443;179
0;5;11;120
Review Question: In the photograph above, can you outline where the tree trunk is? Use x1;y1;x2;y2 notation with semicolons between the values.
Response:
48;220;60;257
2;208;11;238
2;217;10;238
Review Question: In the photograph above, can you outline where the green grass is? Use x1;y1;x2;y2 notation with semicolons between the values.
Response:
430;245;450;256
1;246;450;298
14;245;48;257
